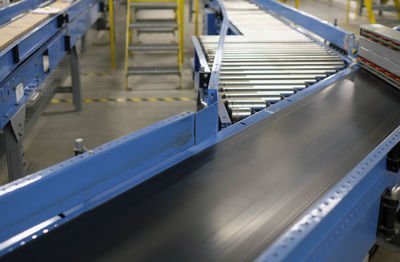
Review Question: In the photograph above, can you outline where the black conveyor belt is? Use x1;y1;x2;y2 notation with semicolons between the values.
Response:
4;69;400;262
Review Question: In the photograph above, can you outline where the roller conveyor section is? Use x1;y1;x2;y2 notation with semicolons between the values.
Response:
3;69;400;262
196;0;346;121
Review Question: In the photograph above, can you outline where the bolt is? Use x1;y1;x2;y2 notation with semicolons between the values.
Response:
204;74;208;78
203;83;208;88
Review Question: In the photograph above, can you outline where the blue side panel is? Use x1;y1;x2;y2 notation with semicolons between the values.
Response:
252;0;356;55
0;29;68;129
47;34;68;71
68;0;102;46
0;14;61;83
195;103;219;144
0;113;195;252
17;19;60;63
205;10;220;35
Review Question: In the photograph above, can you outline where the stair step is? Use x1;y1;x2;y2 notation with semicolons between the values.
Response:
137;28;176;34
130;1;178;9
129;22;178;29
127;66;180;75
128;43;179;52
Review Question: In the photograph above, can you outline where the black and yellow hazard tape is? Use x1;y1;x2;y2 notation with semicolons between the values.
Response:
51;97;194;103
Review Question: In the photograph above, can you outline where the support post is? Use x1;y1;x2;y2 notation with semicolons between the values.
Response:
81;33;87;55
69;46;82;111
1;106;26;182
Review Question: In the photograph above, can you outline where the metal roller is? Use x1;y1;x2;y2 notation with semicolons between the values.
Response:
220;86;304;92
220;66;342;71
225;99;271;104
229;107;253;122
197;6;346;123
219;74;326;81
219;80;316;86
208;57;343;62
222;93;285;101
226;102;269;111
220;70;336;75
220;61;345;66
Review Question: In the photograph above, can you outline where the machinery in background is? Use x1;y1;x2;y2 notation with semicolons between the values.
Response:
358;24;400;88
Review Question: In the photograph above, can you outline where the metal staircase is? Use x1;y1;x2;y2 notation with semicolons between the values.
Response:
124;0;184;89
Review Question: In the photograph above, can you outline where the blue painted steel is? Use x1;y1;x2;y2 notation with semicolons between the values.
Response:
0;63;394;262
0;104;223;255
192;36;210;73
0;113;196;254
0;0;102;130
251;0;356;56
0;1;395;260
0;15;61;84
204;7;241;35
194;103;219;144
0;0;48;25
0;29;68;130
67;0;102;47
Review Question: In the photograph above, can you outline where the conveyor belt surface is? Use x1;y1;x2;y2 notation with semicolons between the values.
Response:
3;69;400;262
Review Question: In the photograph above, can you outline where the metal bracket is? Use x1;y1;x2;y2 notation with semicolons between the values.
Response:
1;105;26;181
64;35;71;52
377;187;400;240
12;45;19;63
10;105;26;144
376;184;400;253
99;1;106;12
216;10;223;20
387;142;400;172
199;72;210;89
57;13;69;28
74;138;93;155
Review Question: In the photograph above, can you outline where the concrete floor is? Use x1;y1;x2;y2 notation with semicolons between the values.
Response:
21;4;197;172
3;0;400;261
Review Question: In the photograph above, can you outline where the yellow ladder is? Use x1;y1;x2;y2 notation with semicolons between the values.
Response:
124;0;184;90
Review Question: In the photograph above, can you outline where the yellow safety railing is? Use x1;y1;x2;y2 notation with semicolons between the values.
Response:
278;0;299;8
346;0;400;24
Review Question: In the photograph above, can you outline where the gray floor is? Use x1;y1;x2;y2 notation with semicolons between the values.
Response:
3;0;400;261
21;4;197;172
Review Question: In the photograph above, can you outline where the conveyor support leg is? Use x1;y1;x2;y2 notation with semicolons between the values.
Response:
70;46;82;111
1;106;26;181
81;33;87;55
